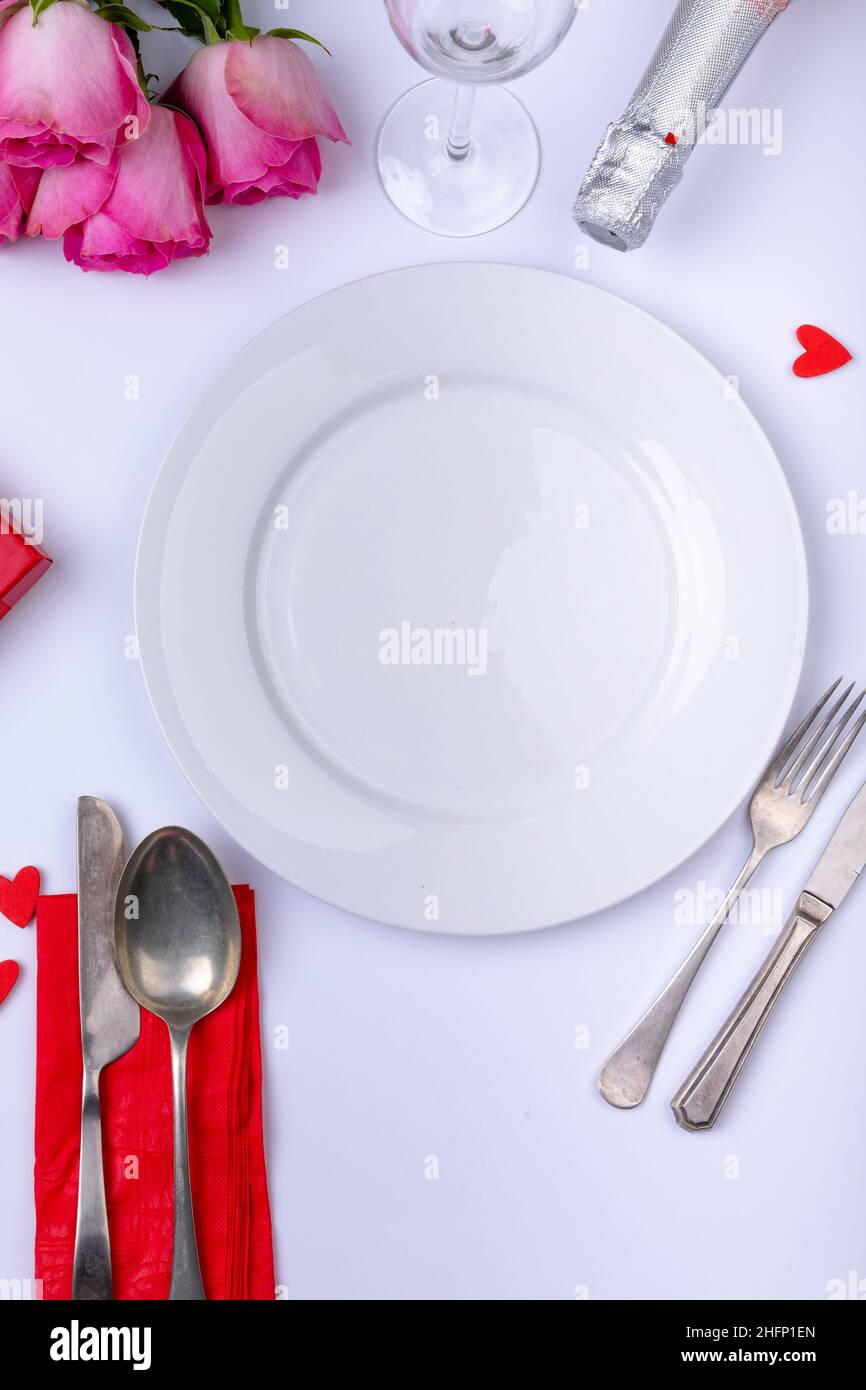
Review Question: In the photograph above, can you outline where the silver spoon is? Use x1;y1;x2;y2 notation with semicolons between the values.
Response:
114;827;241;1300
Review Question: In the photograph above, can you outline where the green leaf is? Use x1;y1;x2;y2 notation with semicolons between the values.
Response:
94;5;154;32
160;0;221;43
29;0;59;21
227;25;260;40
154;0;220;20
160;1;203;39
267;28;331;56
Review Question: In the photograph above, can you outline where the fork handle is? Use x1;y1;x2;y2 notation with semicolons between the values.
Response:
598;845;764;1109
671;891;833;1131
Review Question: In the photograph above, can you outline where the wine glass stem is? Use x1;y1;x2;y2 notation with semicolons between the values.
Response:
445;83;476;163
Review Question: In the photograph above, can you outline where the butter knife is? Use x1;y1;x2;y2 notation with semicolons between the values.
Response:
672;774;866;1131
71;797;140;1299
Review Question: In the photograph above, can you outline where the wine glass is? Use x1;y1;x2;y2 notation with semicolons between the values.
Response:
378;1;578;237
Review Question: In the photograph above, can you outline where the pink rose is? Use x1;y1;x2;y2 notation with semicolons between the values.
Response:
29;105;211;275
0;160;37;243
167;35;348;206
0;0;149;169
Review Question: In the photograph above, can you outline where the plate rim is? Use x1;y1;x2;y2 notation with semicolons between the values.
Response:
135;262;809;934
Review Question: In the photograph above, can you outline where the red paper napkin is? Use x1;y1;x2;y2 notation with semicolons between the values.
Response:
34;885;275;1300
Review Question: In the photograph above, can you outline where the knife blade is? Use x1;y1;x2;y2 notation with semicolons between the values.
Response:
672;774;866;1131
71;797;140;1300
801;777;866;911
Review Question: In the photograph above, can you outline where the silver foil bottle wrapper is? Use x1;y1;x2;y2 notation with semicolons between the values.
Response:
575;0;792;251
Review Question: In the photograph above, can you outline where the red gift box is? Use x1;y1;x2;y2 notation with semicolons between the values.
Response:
0;502;51;621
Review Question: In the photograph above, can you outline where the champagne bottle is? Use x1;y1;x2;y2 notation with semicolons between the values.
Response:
574;0;793;251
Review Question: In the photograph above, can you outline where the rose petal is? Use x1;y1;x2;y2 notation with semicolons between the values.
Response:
10;163;40;211
220;138;322;205
0;160;22;241
27;156;116;238
224;36;348;144
65;213;171;275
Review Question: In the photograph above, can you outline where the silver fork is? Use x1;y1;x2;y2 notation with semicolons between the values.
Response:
598;678;866;1110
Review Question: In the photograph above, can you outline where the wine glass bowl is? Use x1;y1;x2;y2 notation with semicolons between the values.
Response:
388;2;575;82
378;1;577;236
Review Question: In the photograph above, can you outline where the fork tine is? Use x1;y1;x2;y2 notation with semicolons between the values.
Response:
781;682;856;788
792;688;864;792
804;707;866;804
768;678;843;782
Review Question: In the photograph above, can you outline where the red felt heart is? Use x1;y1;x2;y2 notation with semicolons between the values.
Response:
0;866;40;927
793;325;853;378
0;960;19;1005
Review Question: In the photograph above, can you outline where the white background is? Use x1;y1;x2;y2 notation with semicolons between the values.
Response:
1;0;865;1301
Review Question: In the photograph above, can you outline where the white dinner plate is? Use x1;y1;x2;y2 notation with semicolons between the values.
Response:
136;264;807;934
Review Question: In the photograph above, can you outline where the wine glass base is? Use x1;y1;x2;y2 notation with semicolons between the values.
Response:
377;79;541;237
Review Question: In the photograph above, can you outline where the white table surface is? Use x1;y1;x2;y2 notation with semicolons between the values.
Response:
1;0;864;1302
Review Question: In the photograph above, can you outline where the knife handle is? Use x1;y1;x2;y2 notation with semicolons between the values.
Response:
671;892;833;1131
71;1069;113;1299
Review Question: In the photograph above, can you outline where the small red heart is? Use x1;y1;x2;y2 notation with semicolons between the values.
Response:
664;131;678;146
0;960;19;1006
0;866;40;927
793;325;853;378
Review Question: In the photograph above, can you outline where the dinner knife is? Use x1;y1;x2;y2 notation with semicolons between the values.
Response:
672;774;866;1131
71;797;140;1299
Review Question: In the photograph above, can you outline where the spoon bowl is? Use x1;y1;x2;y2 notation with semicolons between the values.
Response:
115;826;241;1299
115;827;240;1030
